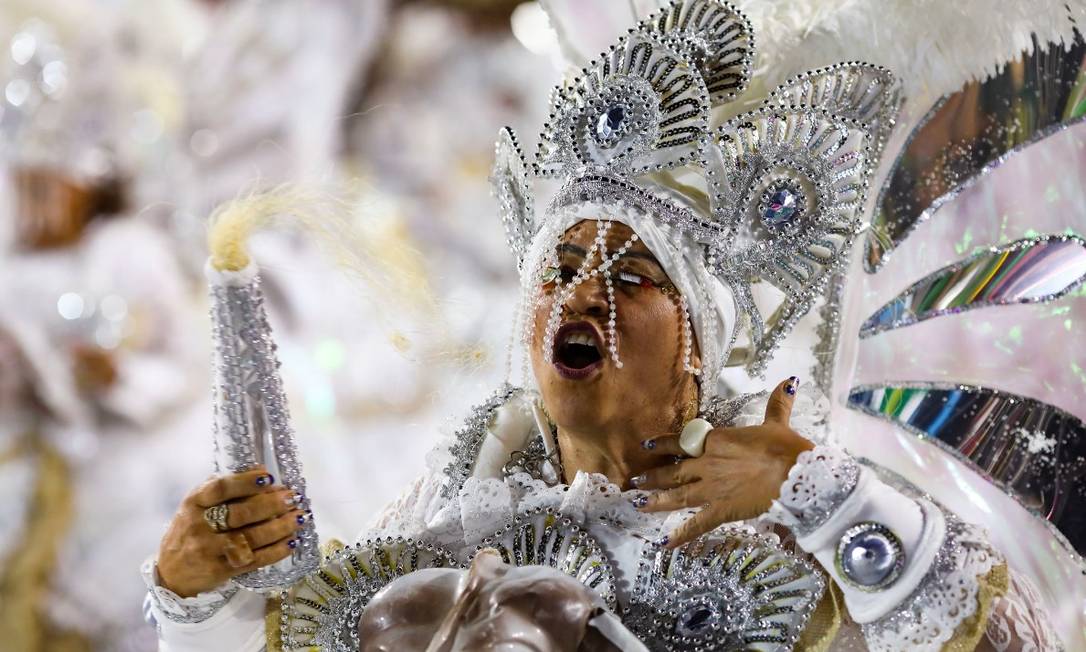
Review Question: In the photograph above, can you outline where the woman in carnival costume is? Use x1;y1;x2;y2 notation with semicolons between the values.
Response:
144;0;1086;649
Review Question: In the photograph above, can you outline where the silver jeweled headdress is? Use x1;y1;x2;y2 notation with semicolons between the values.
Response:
490;0;902;376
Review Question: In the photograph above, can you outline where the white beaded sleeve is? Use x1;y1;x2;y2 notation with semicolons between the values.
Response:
141;558;268;651
766;445;1006;651
141;559;239;625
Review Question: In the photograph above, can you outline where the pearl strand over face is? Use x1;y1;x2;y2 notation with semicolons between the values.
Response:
541;220;609;364
678;293;700;376
592;232;639;368
538;220;641;368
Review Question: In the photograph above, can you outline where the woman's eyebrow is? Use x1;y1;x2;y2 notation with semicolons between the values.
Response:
556;243;587;258
619;250;659;264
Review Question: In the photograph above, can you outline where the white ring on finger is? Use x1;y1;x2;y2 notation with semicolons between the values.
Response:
679;418;713;457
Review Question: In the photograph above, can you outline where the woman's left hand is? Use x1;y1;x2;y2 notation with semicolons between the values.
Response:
633;377;814;548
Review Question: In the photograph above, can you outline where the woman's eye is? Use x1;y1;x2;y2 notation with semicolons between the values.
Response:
618;271;653;288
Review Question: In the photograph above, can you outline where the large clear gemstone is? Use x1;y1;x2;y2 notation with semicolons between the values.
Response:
596;105;626;141
840;527;900;587
762;187;799;226
675;600;719;637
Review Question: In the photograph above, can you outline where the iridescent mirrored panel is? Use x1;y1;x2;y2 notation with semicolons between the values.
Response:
860;235;1086;337
848;384;1086;553
866;36;1086;271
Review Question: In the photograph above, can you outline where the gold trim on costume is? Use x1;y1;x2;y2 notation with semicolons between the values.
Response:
266;538;347;651
942;562;1009;652
796;581;844;652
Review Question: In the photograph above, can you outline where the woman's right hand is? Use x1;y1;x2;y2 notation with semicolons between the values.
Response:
156;466;306;598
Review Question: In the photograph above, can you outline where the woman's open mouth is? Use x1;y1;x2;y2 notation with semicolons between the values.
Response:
552;321;605;380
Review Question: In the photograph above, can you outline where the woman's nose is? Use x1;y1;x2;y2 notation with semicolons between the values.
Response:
564;274;609;317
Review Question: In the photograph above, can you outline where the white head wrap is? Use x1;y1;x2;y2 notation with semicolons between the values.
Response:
521;200;738;407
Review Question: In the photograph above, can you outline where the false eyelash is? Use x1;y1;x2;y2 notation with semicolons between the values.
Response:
618;271;651;287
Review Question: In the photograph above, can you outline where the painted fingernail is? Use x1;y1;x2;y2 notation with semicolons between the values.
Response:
642;439;656;450
631;495;649;508
785;378;799;395
630;474;646;487
256;474;274;486
788;375;797;381
287;539;299;549
654;535;669;547
296;514;306;525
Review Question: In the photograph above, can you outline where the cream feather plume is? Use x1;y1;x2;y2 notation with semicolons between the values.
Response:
540;0;1084;105
737;0;1084;103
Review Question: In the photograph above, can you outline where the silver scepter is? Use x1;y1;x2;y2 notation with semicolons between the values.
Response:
206;260;319;589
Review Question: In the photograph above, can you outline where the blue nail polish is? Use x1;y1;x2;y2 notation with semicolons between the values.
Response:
788;375;797;381
630;474;646;487
288;539;299;549
642;439;656;450
654;535;669;547
785;383;796;395
296;514;306;525
256;474;273;487
631;495;648;508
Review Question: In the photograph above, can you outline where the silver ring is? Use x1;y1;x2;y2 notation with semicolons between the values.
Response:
203;504;231;533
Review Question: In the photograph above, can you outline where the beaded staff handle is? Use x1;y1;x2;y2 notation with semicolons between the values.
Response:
207;261;319;589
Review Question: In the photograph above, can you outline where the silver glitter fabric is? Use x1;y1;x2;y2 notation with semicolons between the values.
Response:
278;510;824;652
141;560;240;625
278;537;462;652
700;391;766;426
476;507;618;609
208;275;319;589
440;384;520;499
491;127;534;270
489;0;902;379
812;272;846;395
624;528;825;651
710;105;875;375
861;517;998;650
278;509;616;651
768;63;900;157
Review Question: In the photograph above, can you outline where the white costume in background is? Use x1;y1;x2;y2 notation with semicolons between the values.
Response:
0;213;205;642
